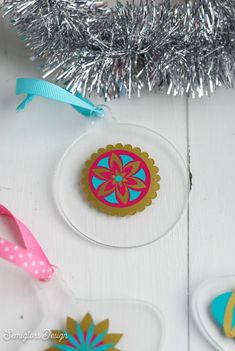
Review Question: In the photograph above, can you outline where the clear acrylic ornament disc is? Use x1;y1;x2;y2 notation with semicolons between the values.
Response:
192;276;235;351
0;269;164;351
54;113;188;248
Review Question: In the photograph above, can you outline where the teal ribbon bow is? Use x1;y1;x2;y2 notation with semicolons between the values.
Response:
16;78;104;118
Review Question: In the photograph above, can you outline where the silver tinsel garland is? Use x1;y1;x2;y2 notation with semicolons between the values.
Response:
3;0;235;99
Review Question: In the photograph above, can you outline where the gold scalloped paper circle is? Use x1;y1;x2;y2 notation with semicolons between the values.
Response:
81;144;160;216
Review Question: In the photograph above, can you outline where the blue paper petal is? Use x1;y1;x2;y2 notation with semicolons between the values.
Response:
54;344;78;351
92;176;105;190
76;322;86;346
91;330;107;347
86;323;95;345
64;331;81;349
97;157;109;168
211;291;235;328
120;155;133;166
93;343;114;351
134;168;146;181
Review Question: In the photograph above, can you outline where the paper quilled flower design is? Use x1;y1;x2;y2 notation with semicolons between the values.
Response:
81;144;160;216
211;290;235;338
47;313;123;351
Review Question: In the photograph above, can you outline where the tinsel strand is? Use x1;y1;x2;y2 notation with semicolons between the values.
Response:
3;0;235;100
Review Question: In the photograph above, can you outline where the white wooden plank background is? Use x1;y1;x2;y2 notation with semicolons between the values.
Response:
189;89;235;351
1;11;235;351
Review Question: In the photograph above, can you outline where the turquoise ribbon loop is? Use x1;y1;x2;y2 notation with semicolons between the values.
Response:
16;78;104;118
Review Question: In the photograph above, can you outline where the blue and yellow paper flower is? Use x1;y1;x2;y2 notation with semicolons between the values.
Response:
47;313;122;351
211;290;235;338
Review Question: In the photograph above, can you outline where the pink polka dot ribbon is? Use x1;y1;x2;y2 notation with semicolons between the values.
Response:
0;205;54;281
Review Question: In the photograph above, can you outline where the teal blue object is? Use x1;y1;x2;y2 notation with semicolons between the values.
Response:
104;192;119;204
129;189;141;201
97;157;109;168
86;323;94;344
56;345;79;350
64;332;81;348
115;175;123;182
76;323;85;346
92;176;105;190
134;168;146;181
16;78;104;118
211;291;235;328
120;154;133;166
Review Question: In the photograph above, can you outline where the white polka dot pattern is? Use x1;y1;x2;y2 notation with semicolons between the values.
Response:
0;205;54;281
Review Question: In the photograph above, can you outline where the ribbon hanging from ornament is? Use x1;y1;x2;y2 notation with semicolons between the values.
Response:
0;204;54;281
16;78;104;118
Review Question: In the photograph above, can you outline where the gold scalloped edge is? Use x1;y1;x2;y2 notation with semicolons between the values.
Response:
81;143;160;216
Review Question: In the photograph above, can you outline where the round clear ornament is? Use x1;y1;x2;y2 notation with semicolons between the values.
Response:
54;109;189;248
